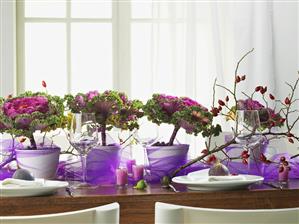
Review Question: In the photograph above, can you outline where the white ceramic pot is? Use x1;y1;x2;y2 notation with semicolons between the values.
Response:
145;144;189;182
15;147;60;179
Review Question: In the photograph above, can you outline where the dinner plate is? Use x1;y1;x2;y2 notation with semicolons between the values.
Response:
172;169;264;191
0;180;69;197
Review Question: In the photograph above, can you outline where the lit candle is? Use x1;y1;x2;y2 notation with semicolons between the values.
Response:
132;165;144;182
116;168;128;186
126;159;136;174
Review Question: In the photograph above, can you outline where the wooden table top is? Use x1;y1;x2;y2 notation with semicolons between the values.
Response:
1;180;299;224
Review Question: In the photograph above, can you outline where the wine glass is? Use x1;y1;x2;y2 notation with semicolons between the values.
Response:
134;119;159;148
235;110;263;173
235;110;261;146
67;113;98;188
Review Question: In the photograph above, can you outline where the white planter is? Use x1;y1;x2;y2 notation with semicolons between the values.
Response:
145;144;189;182
15;147;60;179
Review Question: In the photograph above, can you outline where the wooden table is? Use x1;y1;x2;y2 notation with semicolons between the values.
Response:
1;180;299;224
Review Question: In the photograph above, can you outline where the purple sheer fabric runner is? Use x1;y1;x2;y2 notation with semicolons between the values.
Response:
145;144;189;183
57;144;120;184
0;138;59;180
183;140;299;181
0;139;17;179
2;138;299;182
0;139;23;170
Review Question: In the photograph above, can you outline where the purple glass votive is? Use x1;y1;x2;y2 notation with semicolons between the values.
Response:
116;168;128;186
278;166;289;183
132;165;144;182
126;159;136;174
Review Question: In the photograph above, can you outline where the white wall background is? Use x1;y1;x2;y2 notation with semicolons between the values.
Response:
0;0;16;97
272;1;298;99
0;1;298;154
0;1;298;99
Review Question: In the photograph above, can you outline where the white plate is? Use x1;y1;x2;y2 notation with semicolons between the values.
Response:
0;180;69;197
172;169;264;191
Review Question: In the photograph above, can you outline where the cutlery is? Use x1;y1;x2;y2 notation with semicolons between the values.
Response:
66;187;74;197
263;182;283;190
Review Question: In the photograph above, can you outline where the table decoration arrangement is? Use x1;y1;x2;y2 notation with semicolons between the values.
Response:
168;48;299;189
64;90;143;185
1;48;299;193
0;91;66;179
143;94;221;182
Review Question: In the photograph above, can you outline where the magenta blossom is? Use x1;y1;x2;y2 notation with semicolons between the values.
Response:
3;96;49;119
144;93;215;146
237;99;264;110
237;98;283;129
86;90;99;101
155;94;207;117
75;95;86;107
182;97;208;111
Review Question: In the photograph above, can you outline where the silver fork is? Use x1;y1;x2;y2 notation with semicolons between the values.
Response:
168;184;180;193
66;187;74;197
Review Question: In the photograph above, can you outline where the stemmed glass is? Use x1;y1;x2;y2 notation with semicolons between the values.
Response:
235;110;261;146
67;113;98;188
134;119;159;176
235;110;263;173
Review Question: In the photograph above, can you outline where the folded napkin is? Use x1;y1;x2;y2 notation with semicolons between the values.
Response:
1;178;45;187
207;175;246;182
188;175;246;182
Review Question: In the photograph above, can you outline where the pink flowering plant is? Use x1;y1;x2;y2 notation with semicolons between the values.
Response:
0;92;66;149
143;94;221;146
65;90;143;146
225;98;284;130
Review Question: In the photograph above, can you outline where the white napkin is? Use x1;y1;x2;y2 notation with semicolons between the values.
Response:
1;178;45;187
207;175;246;182
188;175;246;183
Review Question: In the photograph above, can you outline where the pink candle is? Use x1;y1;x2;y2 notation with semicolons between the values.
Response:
132;165;144;181
126;159;136;174
116;168;128;186
278;165;289;183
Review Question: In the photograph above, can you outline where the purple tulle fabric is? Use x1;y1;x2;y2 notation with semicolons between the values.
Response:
0;139;23;170
2;137;299;182
57;144;121;184
145;144;189;183
182;141;299;181
0;138;60;180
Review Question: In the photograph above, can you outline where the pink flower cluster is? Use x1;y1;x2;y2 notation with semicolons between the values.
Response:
237;98;284;128
237;99;264;110
3;96;49;119
156;94;207;116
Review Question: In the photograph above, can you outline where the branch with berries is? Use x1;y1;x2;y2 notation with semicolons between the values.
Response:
171;49;299;178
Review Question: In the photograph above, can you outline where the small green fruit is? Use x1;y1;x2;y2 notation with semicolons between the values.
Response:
134;180;147;190
161;176;170;187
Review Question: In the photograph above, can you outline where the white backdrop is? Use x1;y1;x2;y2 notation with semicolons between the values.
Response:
129;1;299;156
0;0;298;157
